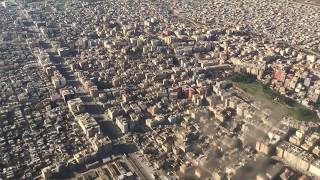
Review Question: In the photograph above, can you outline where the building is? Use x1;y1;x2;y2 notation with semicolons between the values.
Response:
116;116;129;133
75;113;100;138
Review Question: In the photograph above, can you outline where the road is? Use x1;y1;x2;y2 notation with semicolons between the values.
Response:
291;0;320;7
126;154;153;180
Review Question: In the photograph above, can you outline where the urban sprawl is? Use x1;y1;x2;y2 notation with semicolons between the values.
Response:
0;0;320;179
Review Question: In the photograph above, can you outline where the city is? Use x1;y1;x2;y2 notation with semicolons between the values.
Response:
0;0;320;179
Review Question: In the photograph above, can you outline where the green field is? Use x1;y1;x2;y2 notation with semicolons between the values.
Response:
56;3;65;11
53;0;67;11
228;73;319;122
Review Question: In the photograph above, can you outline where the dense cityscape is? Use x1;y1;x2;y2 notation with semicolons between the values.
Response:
0;0;320;179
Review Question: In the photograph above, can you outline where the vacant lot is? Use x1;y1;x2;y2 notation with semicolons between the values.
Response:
228;73;319;122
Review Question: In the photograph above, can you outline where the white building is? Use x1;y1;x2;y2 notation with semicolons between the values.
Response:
116;117;129;133
51;71;66;89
